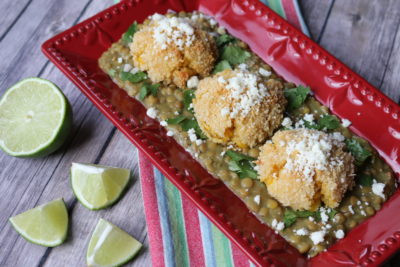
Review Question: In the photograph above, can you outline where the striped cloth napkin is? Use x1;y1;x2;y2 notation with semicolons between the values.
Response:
134;0;310;266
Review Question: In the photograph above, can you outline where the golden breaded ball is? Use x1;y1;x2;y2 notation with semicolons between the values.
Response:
257;129;355;211
130;14;217;88
193;69;286;149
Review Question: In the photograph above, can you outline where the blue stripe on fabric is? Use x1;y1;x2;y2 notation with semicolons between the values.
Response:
260;0;270;7
292;0;311;36
154;168;177;267
198;211;217;267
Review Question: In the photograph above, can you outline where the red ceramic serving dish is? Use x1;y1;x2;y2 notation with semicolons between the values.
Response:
42;0;400;266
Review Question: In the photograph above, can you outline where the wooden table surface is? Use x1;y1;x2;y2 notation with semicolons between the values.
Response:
0;0;399;266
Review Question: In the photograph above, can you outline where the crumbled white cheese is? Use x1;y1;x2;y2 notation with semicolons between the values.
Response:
188;128;197;142
348;205;355;214
117;57;123;63
294;228;308;236
319;208;329;223
283;131;346;182
342;118;352;127
372;180;385;198
259;67;271;77
209;18;217;26
220;151;226;157
160;120;168;127
151;14;195;50
281;117;292;128
308;216;314;222
220;107;230;116
217;76;226;84
310;231;326;245
272;219;285;231
303;113;314;123
238;63;248;70
254;195;260;205
130;67;139;74
361;210;367;216
123;64;132;72
195;139;203;146
335;229;345;239
167;131;174;136
146;108;157;119
217;70;269;118
187;76;199;88
174;111;179;115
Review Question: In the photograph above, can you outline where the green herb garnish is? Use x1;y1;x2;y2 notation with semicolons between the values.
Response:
213;60;232;74
284;85;311;111
303;114;340;131
317;115;340;130
357;173;374;187
120;71;147;83
225;150;258;179
216;34;236;47
221;46;251;65
284;209;316;227
183;89;195;113
166;116;206;139
327;209;338;220
108;69;116;77
345;138;372;166
139;82;160;100
122;21;138;44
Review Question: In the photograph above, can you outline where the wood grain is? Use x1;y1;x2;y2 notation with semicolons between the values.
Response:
0;0;399;266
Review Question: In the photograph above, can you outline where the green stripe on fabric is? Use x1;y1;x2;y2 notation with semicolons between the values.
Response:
211;224;234;267
164;179;190;267
266;0;287;19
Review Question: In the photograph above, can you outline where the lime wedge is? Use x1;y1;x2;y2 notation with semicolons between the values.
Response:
9;199;68;247
71;163;131;210
0;77;72;157
87;219;142;267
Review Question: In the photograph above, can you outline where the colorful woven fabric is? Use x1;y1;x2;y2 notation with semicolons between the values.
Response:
135;1;310;266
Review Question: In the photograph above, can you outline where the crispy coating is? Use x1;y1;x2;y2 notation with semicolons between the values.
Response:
257;129;355;210
193;69;286;148
129;17;217;88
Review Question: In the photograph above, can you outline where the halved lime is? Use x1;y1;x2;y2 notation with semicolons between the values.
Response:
0;77;72;157
71;163;131;210
9;198;68;247
87;219;142;267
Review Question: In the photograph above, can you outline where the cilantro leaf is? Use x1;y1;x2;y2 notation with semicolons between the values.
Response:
221;46;251;65
327;209;338;220
122;21;138;44
120;71;147;83
226;150;258;179
166;116;207;139
216;34;236;47
213;60;232;74
284;86;311;111
226;150;256;162
108;69;116;77
283;209;319;227
317;115;340;130
181;118;207;139
166;115;186;125
345;138;372;166
357;173;373;187
183;89;195;113
139;82;160;100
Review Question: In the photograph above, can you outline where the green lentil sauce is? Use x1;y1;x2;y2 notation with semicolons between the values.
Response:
98;11;397;257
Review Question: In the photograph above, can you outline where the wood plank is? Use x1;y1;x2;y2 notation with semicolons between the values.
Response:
379;22;400;102
0;0;93;91
318;0;400;101
0;0;31;40
0;0;122;266
42;131;149;267
298;0;335;40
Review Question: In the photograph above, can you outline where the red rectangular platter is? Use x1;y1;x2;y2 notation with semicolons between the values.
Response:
41;0;400;266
